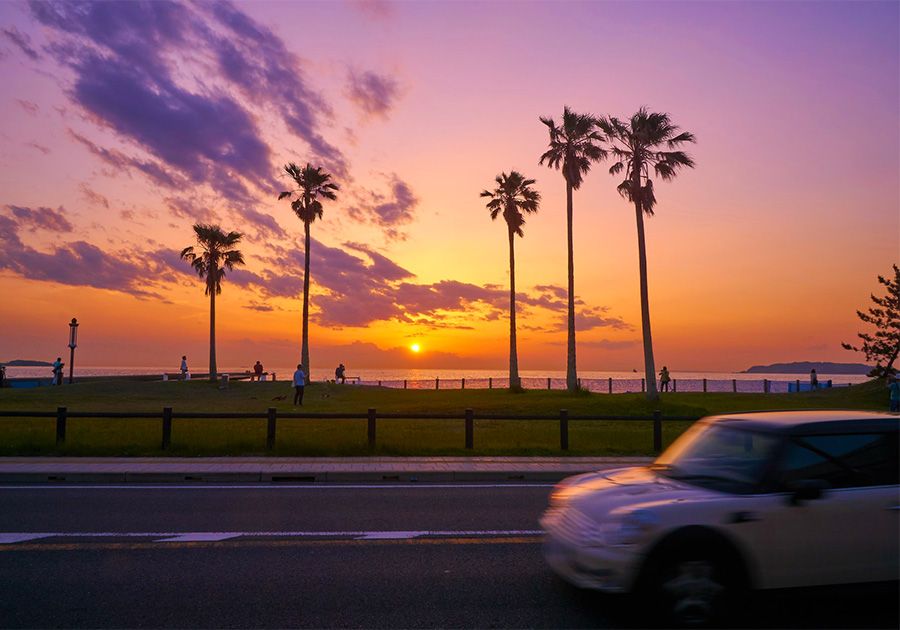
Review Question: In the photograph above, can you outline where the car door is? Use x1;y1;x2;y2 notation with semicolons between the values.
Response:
739;431;899;589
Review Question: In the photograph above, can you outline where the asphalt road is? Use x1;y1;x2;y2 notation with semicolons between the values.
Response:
0;483;896;629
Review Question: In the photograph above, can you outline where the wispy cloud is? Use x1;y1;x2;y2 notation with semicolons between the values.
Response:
2;27;40;60
346;69;401;119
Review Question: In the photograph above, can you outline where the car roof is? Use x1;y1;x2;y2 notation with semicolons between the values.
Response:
706;410;899;435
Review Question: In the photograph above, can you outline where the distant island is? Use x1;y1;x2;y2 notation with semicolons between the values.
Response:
0;359;53;367
743;361;871;375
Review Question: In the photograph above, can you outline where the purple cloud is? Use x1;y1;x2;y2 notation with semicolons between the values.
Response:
79;183;109;209
69;130;183;189
6;205;73;233
347;1;395;20
346;70;401;119
25;142;50;155
346;174;419;239
2;27;40;60
31;0;347;202
16;99;39;115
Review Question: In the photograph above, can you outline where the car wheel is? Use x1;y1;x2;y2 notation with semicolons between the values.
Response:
642;547;741;628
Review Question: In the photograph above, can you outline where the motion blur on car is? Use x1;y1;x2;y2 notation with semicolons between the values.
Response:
541;411;899;626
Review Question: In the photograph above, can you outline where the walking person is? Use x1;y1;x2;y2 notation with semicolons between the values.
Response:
52;357;64;386
293;364;306;406
658;366;671;392
889;376;900;412
253;361;264;381
810;369;818;391
180;356;188;381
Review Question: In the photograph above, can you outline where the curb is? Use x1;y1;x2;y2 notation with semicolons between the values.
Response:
0;470;593;483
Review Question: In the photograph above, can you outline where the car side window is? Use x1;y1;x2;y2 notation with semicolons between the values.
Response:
778;432;899;489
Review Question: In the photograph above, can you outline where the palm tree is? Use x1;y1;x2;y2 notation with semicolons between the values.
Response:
279;163;339;384
598;108;695;401
539;107;607;392
180;224;245;382
481;171;541;389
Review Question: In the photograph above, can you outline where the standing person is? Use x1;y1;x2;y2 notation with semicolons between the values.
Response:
889;376;900;412
809;369;818;391
52;357;64;386
335;363;345;384
293;364;306;406
0;365;5;388
253;361;264;381
180;356;189;381
658;366;671;392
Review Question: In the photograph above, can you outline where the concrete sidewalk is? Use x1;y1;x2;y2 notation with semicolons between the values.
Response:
0;456;653;483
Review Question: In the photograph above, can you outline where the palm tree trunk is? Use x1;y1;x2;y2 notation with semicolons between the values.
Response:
301;221;311;385
635;201;658;401
566;181;577;392
508;228;520;389
208;271;217;382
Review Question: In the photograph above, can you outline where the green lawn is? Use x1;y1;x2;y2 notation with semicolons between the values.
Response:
0;377;890;457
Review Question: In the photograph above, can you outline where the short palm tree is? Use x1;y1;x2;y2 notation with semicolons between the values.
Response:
180;224;245;382
279;163;339;383
539;106;607;392
598;108;695;401
481;171;541;389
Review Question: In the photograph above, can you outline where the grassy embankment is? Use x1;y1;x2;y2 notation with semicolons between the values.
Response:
0;377;889;457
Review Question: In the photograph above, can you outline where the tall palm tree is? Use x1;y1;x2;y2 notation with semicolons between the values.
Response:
180;224;245;382
539;106;607;392
481;171;541;389
598;108;695;401
279;162;339;384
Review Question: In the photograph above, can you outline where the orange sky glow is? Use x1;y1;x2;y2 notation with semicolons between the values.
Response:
0;0;897;373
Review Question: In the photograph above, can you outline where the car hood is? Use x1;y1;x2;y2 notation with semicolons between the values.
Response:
551;466;717;514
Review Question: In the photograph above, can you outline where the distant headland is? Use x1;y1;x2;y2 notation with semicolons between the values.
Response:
742;361;871;375
0;359;53;367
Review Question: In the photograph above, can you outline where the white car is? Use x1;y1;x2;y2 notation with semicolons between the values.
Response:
541;410;899;626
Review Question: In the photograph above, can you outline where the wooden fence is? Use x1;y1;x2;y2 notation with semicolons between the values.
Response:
0;408;699;454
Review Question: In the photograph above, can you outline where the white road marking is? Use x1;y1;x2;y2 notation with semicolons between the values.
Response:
0;533;51;544
155;533;242;542
0;529;544;543
0;483;556;490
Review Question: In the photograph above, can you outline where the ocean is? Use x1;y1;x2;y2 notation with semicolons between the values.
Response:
2;366;871;394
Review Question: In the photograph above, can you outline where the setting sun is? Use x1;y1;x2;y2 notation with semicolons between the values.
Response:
410;343;421;353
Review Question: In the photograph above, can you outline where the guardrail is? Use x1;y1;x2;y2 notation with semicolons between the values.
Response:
0;408;699;454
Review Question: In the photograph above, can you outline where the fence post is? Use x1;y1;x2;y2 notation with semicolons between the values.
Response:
559;409;569;451
703;378;707;393
732;379;737;393
367;408;376;449
435;378;439;390
608;377;613;394
162;406;172;450
673;379;677;393
547;377;551;390
55;406;67;445
653;410;662;454
266;407;277;450
641;378;645;393
465;408;474;449
489;377;493;389
462;378;466;390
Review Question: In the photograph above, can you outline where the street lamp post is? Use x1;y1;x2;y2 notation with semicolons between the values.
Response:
68;318;78;385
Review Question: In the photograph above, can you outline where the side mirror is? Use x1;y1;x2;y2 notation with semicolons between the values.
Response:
787;479;829;505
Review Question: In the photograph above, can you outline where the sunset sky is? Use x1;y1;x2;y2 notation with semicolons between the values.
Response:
0;0;897;372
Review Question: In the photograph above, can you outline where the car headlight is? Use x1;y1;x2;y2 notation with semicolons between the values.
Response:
583;510;659;547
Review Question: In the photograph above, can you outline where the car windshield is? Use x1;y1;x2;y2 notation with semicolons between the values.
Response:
650;422;781;492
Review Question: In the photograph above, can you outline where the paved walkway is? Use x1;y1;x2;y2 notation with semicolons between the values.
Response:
0;456;653;483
